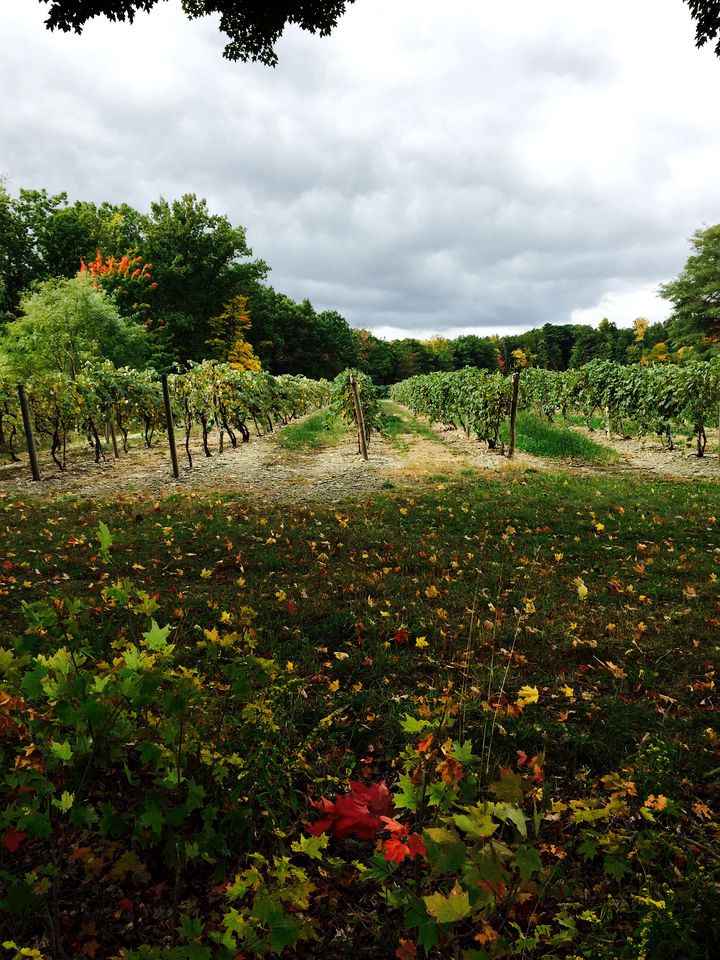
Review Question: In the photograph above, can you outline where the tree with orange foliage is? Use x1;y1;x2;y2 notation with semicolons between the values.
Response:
80;250;156;323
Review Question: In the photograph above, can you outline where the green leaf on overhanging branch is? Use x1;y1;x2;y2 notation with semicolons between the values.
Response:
393;774;420;811
20;662;48;700
425;830;467;876
179;913;204;941
0;647;16;674
423;882;473;923
69;803;96;828
359;852;397;882
122;645;144;671
450;741;479;764
427;780;455;809
578;837;598;860
405;898;440;952
139;799;165;836
267;908;302;954
17;810;52;839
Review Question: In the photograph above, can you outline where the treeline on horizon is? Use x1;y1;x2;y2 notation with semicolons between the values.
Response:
1;184;716;385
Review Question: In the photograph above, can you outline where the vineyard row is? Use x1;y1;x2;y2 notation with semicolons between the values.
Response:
390;358;720;458
0;362;331;477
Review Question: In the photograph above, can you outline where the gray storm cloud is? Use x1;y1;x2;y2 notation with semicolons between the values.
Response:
1;0;719;338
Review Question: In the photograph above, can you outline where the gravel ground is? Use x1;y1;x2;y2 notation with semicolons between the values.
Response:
1;413;718;504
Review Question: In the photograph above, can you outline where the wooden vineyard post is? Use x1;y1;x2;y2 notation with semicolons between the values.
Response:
349;374;369;461
507;371;520;459
605;405;612;440
108;421;119;460
161;374;180;480
717;403;720;465
17;383;41;481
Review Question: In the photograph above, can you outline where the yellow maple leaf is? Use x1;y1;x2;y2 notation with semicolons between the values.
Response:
517;685;539;706
573;577;588;600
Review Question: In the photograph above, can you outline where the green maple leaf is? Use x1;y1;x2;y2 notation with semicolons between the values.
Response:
400;714;430;733
97;520;113;557
50;740;73;762
268;910;301;952
404;899;439;951
291;834;329;860
52;790;75;813
423;882;473;923
514;846;541;882
142;619;172;652
603;854;632;881
493;801;527;839
450;740;479;763
578;837;598;860
140;800;164;835
452;810;497;839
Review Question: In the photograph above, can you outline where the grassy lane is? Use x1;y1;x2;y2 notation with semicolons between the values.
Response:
276;410;350;452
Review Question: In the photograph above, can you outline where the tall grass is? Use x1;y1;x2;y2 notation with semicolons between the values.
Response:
503;412;618;462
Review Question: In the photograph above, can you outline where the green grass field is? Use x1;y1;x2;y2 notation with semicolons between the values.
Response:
1;471;719;958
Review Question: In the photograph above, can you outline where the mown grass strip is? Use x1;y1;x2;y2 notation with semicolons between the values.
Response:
381;400;441;451
276;410;348;451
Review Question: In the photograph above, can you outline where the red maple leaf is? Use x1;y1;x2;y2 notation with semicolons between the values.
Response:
383;836;412;865
307;780;394;840
406;832;427;860
382;831;426;865
2;829;27;853
396;939;417;960
379;815;406;834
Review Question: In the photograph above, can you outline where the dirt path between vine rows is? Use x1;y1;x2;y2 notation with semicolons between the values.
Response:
0;415;532;504
0;411;718;504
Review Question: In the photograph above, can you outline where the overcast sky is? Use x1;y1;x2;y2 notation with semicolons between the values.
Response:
2;1;720;340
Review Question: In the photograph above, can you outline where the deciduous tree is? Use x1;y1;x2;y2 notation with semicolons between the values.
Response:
1;273;148;379
659;224;720;348
41;0;355;65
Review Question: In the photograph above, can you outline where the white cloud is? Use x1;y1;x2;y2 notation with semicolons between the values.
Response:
571;286;670;329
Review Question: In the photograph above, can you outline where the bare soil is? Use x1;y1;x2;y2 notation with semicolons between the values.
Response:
0;413;718;504
570;426;720;481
